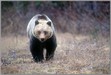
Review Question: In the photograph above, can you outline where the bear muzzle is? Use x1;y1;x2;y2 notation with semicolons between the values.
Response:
41;38;45;42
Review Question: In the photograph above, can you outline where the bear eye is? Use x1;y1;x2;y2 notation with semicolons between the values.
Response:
44;31;48;35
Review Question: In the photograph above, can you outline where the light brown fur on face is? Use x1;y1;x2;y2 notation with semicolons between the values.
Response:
33;19;53;42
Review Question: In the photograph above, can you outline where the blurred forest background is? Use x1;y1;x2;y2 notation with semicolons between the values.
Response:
1;1;110;36
1;1;110;74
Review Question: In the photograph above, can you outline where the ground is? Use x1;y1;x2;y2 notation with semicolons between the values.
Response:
1;33;110;74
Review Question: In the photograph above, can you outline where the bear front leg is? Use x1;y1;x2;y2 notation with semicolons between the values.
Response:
30;48;44;62
45;40;57;61
30;39;44;62
46;49;55;61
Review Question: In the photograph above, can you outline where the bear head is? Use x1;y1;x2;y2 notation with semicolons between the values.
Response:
32;19;53;42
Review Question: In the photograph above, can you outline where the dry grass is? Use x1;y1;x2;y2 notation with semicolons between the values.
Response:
1;33;110;74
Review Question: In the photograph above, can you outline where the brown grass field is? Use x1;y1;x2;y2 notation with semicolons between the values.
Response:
1;32;110;74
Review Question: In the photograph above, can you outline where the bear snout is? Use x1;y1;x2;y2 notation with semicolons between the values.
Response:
41;38;45;41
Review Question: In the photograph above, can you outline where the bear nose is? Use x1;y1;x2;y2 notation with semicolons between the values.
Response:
41;38;45;41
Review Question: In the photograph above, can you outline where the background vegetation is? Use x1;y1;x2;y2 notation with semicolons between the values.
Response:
1;1;110;74
1;1;110;36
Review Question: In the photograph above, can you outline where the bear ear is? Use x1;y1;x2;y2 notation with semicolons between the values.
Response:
35;20;39;25
47;21;51;26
